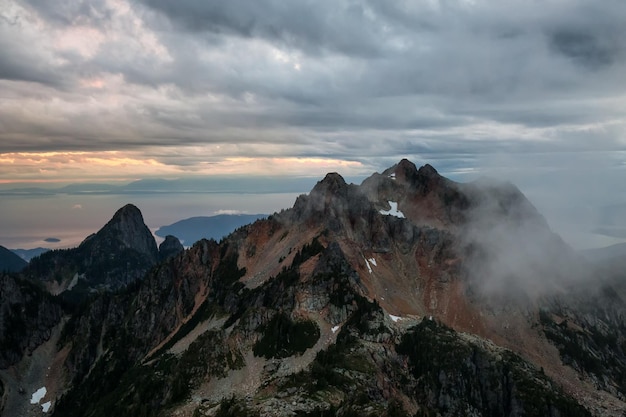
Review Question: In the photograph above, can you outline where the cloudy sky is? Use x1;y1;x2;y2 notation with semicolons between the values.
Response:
1;0;626;248
1;0;625;182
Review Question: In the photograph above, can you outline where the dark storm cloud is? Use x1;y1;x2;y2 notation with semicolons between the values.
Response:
550;30;617;69
0;51;63;86
138;0;389;57
1;0;625;167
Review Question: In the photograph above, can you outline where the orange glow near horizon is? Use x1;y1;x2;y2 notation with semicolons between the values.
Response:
0;151;368;185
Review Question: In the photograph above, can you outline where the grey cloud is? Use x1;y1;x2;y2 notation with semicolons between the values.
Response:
0;15;66;86
22;0;113;26
1;0;625;170
549;30;618;69
137;0;391;57
0;52;63;86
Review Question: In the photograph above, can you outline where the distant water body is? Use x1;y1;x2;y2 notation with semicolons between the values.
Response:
2;191;624;252
0;192;301;250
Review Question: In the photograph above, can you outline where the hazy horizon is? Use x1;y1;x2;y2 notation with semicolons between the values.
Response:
1;0;625;252
2;162;626;252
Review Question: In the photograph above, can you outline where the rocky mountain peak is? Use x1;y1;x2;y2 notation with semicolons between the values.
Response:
24;203;160;294
395;158;418;179
97;203;158;261
159;235;184;260
311;172;347;195
110;203;143;223
416;163;439;179
292;172;355;222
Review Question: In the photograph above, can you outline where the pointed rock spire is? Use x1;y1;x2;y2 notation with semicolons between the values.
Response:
98;204;159;261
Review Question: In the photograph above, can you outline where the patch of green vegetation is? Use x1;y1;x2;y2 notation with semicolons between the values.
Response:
292;237;325;267
309;334;373;391
212;396;260;417
253;312;320;359
215;248;247;286
343;295;385;336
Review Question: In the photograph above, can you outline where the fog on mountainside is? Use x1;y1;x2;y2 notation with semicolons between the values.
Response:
460;178;588;300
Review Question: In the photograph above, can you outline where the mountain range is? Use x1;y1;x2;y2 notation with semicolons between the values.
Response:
0;176;329;196
1;159;625;417
155;214;267;246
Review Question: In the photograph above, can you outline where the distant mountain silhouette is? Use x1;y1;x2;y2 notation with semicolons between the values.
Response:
155;214;267;245
10;247;49;262
0;245;27;272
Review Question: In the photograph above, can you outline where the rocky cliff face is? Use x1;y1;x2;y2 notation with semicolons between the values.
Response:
0;274;62;369
3;160;626;417
159;234;184;260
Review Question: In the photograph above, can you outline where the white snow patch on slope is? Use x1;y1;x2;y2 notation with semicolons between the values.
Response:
368;257;377;267
379;201;405;218
389;314;402;322
30;387;47;404
331;325;340;333
364;258;372;274
42;401;52;412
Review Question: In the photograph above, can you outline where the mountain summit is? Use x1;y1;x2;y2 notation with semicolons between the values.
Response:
96;204;159;260
25;203;159;293
2;160;625;417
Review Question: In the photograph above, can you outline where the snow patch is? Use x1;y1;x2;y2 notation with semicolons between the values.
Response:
364;257;377;274
67;273;79;291
389;314;402;322
379;201;405;218
30;387;47;404
42;401;52;413
364;258;372;274
389;172;396;180
331;325;340;333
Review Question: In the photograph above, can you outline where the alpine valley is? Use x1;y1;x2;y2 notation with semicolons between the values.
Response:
1;160;626;417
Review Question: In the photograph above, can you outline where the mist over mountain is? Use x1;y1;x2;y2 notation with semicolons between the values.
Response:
1;160;625;417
